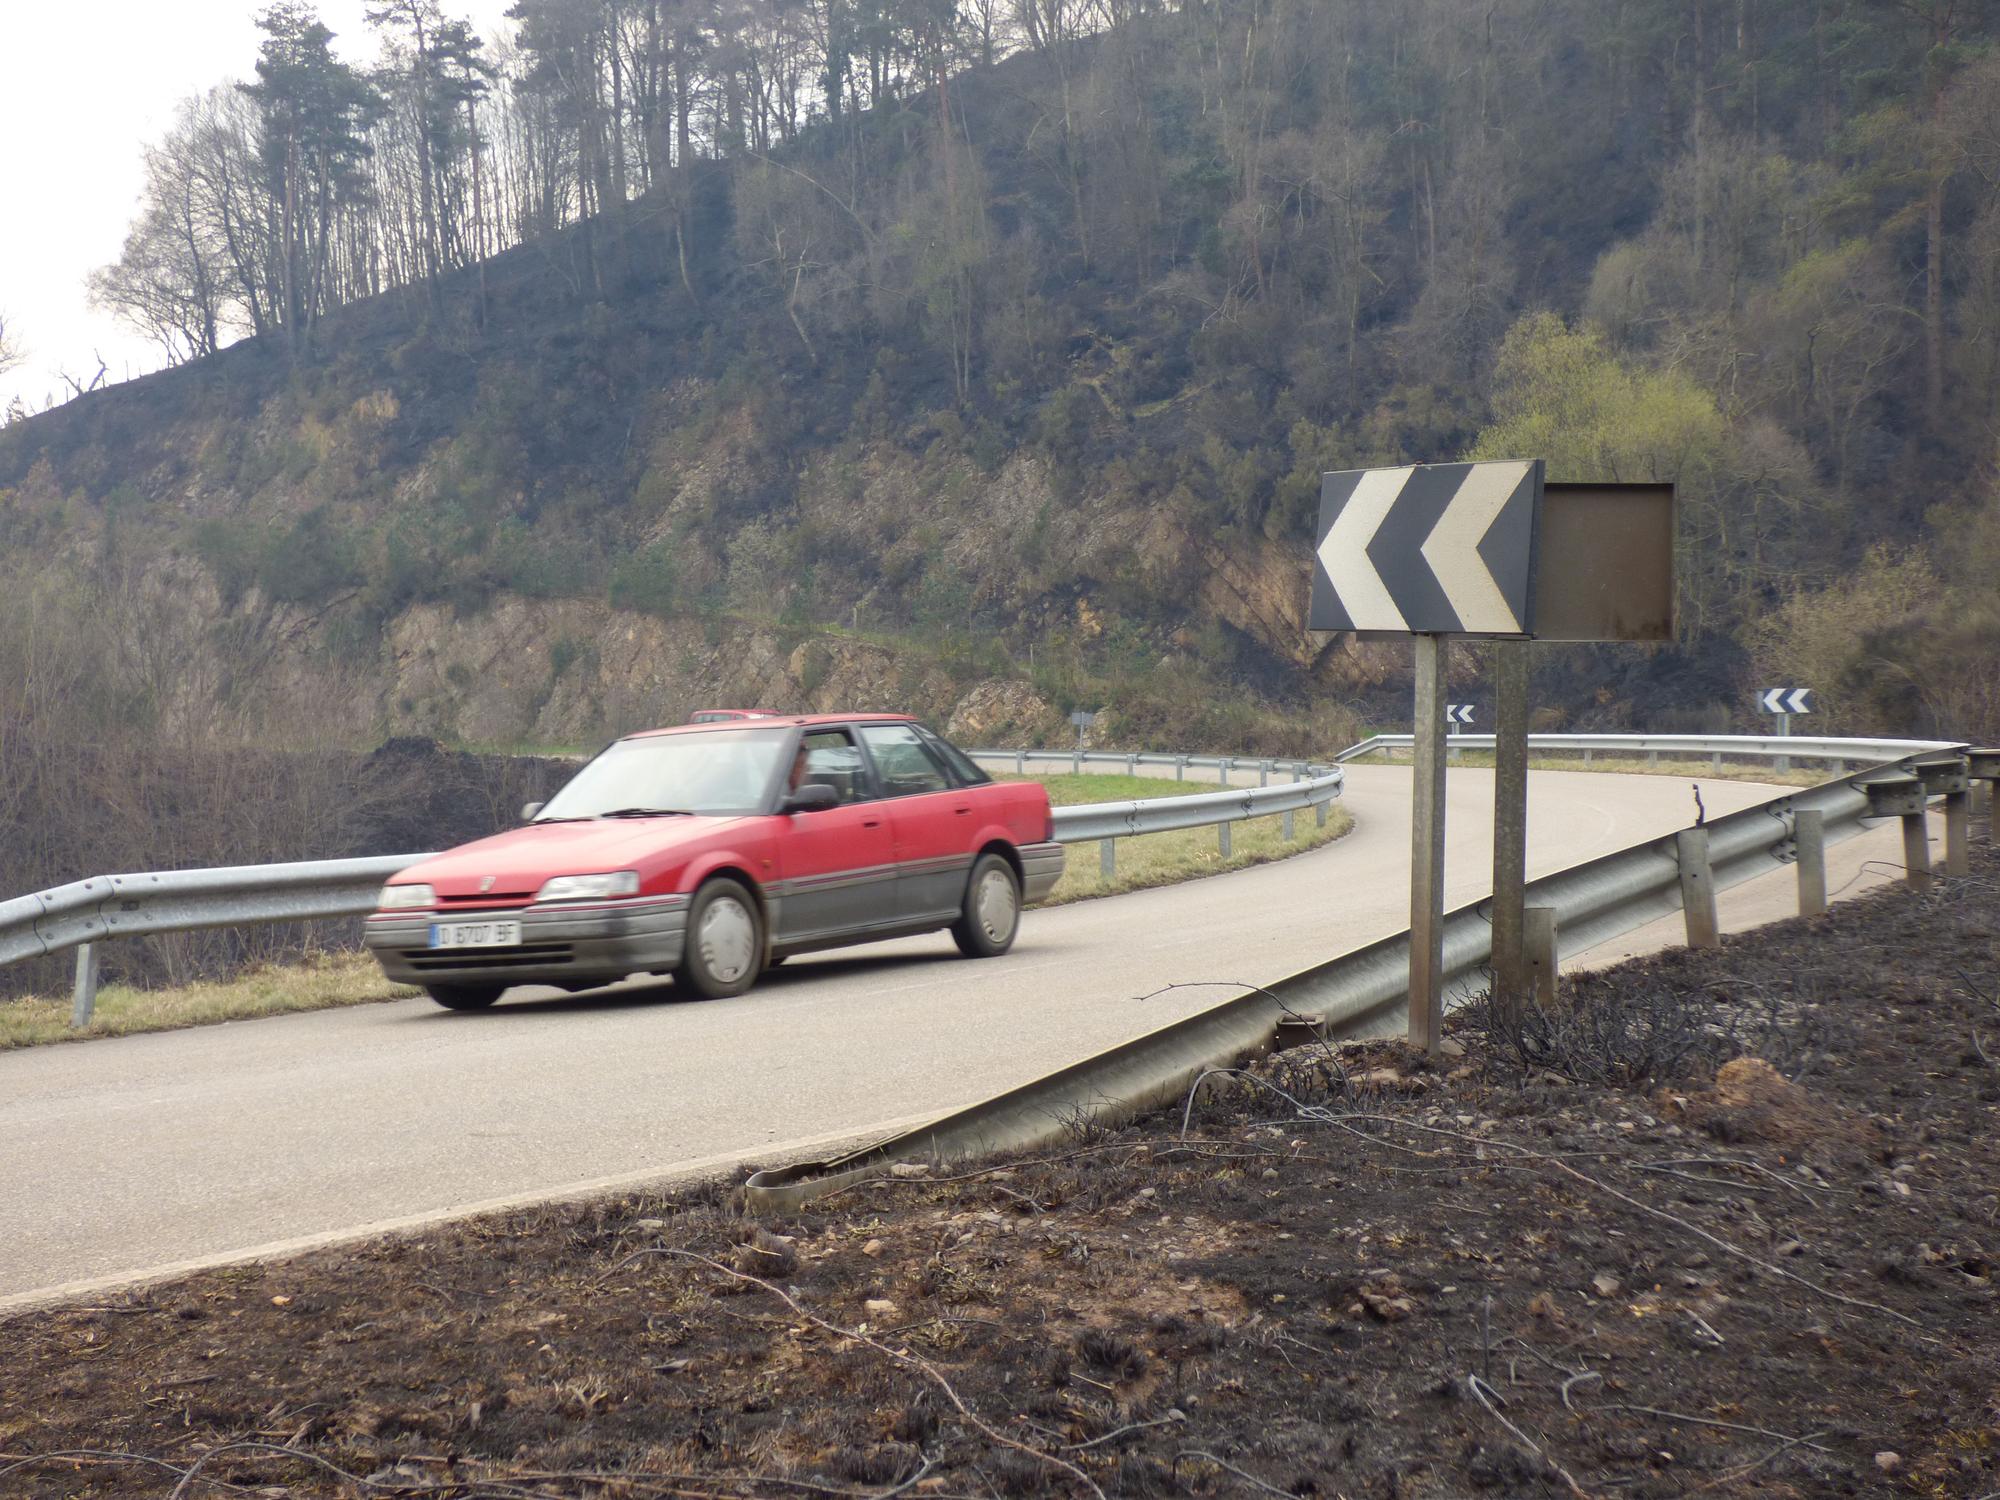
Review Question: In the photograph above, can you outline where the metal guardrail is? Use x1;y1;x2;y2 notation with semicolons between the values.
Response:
971;748;1337;784
0;759;1346;1006
742;737;1976;1210
1337;731;1963;767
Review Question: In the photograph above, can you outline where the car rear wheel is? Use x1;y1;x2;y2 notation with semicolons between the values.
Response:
951;852;1021;958
679;878;764;999
426;983;503;1011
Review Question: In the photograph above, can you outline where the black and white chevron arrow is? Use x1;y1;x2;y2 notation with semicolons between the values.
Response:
1758;688;1813;715
1446;704;1476;725
1310;460;1543;637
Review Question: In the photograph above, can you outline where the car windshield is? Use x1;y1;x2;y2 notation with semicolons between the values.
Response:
535;728;790;820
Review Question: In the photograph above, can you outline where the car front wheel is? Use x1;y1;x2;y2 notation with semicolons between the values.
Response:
426;983;503;1011
951;852;1021;958
679;877;764;998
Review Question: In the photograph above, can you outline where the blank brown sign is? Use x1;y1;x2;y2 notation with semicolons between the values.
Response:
1532;482;1675;642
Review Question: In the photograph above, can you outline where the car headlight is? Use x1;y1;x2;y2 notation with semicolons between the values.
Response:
536;871;642;902
378;882;436;910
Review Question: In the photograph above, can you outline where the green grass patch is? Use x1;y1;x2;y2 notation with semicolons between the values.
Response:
0;953;415;1050
1000;772;1355;903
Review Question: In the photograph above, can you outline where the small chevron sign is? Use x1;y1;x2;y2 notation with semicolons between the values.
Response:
1446;704;1476;725
1757;688;1813;715
1311;460;1543;637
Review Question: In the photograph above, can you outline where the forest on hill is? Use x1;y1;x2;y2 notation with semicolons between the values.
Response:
6;0;2000;786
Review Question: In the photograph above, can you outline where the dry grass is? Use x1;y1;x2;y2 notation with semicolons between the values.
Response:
0;952;415;1050
1006;773;1355;904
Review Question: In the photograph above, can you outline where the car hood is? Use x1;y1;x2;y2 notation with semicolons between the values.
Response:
400;816;746;899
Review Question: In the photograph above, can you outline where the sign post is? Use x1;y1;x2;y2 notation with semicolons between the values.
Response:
1490;641;1531;1026
1069;710;1096;774
1757;689;1812;774
1313;461;1544;1051
1311;467;1676;1052
1409;636;1450;1050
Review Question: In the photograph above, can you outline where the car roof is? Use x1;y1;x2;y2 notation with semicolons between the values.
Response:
627;713;918;740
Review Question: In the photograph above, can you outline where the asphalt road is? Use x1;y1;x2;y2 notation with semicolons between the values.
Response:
0;764;1921;1308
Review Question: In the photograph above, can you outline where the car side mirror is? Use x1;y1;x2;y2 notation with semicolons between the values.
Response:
782;783;839;814
521;801;545;822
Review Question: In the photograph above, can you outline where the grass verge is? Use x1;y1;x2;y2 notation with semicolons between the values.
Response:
0;953;416;1050
1007;773;1355;904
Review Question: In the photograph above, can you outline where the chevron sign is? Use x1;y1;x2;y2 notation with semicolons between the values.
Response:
1446;704;1476;725
1758;688;1813;715
1311;460;1543;637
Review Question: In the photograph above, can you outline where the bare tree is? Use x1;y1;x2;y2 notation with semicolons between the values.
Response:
0;310;21;375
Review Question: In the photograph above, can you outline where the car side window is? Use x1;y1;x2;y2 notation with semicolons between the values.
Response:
857;724;952;799
793;730;872;805
914;724;991;786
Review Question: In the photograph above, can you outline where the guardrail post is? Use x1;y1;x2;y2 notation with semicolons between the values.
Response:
1903;808;1934;891
1282;808;1295;841
1647;750;1660;768
1016;750;1026;775
1072;749;1082;775
1100;839;1116;881
1792;808;1827;917
1175;756;1187;782
71;942;102;1029
1219;821;1232;858
1127;754;1138;777
1946;789;1971;877
1315;798;1327;828
1676;828;1721;949
1219;756;1232;787
1710;751;1722;774
1524;907;1558;1010
1582;748;1593;766
1259;760;1270;787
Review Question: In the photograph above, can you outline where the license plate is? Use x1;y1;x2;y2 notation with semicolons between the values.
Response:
429;920;523;950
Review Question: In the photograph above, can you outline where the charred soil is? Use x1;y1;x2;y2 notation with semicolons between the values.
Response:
5;854;2000;1497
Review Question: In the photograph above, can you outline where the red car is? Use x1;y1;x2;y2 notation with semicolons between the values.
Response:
364;715;1064;1009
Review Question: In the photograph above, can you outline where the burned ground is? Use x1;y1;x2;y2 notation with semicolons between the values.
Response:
4;854;1999;1498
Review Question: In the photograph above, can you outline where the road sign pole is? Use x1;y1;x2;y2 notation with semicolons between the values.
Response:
1775;710;1791;774
1409;634;1449;1053
1491;640;1530;1026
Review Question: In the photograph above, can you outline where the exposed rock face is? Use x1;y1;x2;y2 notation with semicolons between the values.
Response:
944;680;1066;747
379;598;964;744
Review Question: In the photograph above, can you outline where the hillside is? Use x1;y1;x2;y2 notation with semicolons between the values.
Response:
5;0;2000;764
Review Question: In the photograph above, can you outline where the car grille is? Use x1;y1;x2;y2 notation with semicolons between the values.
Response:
398;943;574;971
436;892;535;906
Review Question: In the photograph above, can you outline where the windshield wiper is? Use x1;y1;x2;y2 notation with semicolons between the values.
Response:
597;807;696;819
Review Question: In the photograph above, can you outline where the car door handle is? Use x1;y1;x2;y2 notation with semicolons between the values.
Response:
954;806;972;815
862;818;883;828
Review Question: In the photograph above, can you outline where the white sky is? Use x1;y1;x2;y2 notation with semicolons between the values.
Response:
0;0;514;416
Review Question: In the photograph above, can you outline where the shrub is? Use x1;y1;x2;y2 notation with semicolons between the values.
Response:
608;541;681;618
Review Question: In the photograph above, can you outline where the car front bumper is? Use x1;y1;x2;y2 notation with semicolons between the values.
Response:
363;895;691;989
1019;841;1065;904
